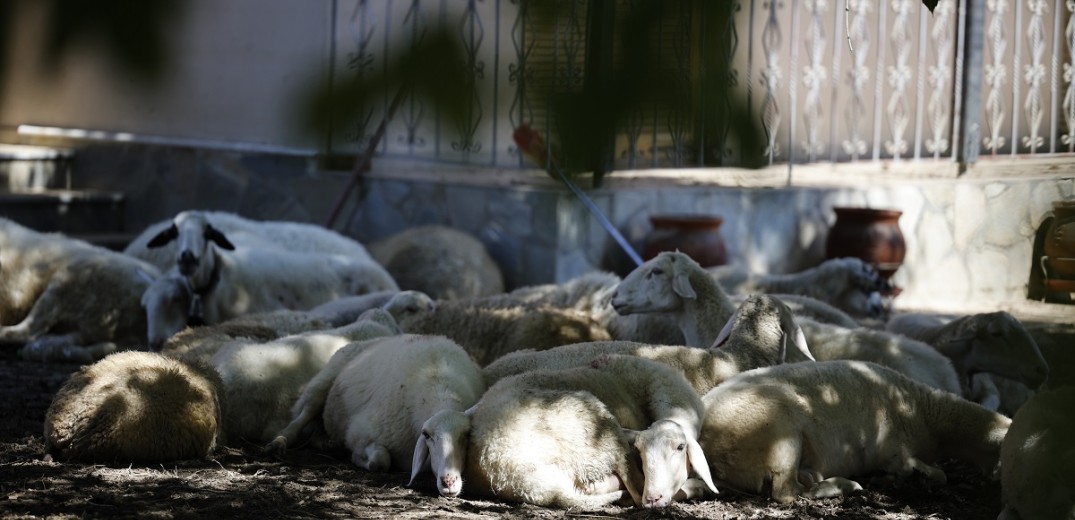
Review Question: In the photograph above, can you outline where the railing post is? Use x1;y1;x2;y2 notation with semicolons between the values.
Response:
955;0;985;172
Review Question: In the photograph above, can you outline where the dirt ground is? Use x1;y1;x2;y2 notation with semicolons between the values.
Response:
1;314;1071;520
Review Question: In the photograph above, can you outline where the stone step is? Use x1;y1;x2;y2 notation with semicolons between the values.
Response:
0;144;74;190
0;189;127;239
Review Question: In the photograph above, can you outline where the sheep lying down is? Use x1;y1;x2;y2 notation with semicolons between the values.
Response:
699;360;1011;503
267;334;485;498
465;355;718;509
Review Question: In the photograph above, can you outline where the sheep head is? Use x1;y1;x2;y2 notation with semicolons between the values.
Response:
711;294;814;363
146;211;235;278
408;409;470;498
626;419;718;508
611;252;698;315
141;275;194;351
965;312;1049;389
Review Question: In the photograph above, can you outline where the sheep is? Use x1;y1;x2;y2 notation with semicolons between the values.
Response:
482;294;813;395
209;308;402;445
266;334;485;498
141;244;398;350
124;209;375;276
885;311;1049;413
368;225;504;300
1;217;162;363
708;256;895;318
699;360;1012;503
464;355;719;508
43;351;224;463
611;252;961;394
998;386;1075;520
160;309;331;364
798;318;963;394
610;251;737;348
968;373;1038;417
386;295;611;366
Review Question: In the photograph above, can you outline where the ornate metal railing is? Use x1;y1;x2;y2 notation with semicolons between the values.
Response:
328;0;1075;173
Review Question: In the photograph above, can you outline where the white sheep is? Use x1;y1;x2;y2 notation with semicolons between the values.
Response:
610;251;737;348
465;355;719;508
700;360;1012;503
998;385;1075;520
885;311;1049;413
483;293;813;395
266;334;485;498
611;252;961;394
387;296;611;366
799;318;963;394
484;270;685;345
368;225;504;300
43;351;223;463
141;244;398;349
209;308;402;445
125;209;375;275
709;256;895;318
160;309;331;365
1;217;162;363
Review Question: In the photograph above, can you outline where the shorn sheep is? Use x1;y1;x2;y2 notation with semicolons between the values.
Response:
709;256;894;318
267;334;485;498
1;218;162;363
482;294;813;395
465;355;719;508
610;251;737;348
612;252;962;394
998;385;1075;520
140;244;398;350
387;295;611;366
368;225;504;300
885;311;1049;413
209;308;402;445
44;351;224;463
700;360;1011;503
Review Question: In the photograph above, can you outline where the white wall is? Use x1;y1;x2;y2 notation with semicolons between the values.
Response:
1;0;333;151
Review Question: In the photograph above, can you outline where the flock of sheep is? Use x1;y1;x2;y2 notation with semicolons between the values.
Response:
0;211;1071;519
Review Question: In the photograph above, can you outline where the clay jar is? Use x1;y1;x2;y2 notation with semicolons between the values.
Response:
825;206;906;279
642;214;727;267
1043;200;1075;279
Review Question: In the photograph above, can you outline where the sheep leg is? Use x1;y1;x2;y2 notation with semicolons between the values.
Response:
803;477;864;499
0;284;65;343
673;477;712;501
351;442;391;472
18;334;114;364
889;456;947;486
766;434;807;503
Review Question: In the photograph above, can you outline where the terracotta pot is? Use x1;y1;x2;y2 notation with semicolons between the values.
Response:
642;214;727;268
1043;200;1075;280
825;206;906;279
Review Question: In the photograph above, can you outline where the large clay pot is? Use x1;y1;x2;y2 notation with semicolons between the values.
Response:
642;214;727;268
1043;200;1075;280
825;206;906;279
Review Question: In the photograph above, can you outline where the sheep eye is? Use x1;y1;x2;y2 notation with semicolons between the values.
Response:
649;268;664;277
676;443;685;451
423;431;432;440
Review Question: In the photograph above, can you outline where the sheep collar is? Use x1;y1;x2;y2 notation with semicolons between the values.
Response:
186;259;222;326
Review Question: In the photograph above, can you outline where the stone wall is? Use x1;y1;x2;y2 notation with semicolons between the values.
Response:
62;143;1075;312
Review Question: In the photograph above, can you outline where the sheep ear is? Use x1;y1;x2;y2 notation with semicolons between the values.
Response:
670;260;697;300
623;428;640;445
203;224;235;250
786;325;814;361
710;312;735;349
146;224;179;248
685;434;719;495
407;433;430;488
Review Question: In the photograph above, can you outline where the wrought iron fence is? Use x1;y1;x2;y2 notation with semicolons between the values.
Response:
328;0;1075;173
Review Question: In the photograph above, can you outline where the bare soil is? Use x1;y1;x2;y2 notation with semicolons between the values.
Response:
3;312;1071;519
